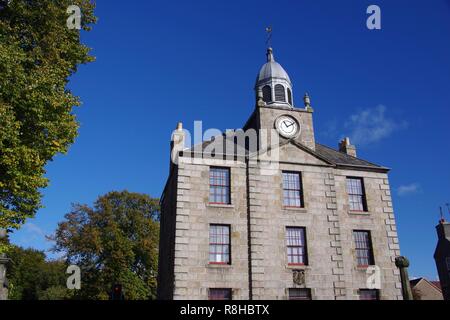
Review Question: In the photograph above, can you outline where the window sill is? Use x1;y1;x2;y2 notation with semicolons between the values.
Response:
283;206;307;213
286;264;310;270
348;211;370;216
207;203;234;209
207;263;232;269
356;265;374;271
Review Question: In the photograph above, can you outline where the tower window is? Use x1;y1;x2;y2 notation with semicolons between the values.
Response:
359;289;379;300
288;288;312;300
346;177;367;211
209;224;231;264
209;167;230;204
287;88;292;105
262;85;272;102
209;288;232;300
282;171;303;207
353;230;374;267
275;84;286;102
286;227;307;265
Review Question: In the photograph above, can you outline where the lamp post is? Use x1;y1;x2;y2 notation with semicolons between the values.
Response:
395;256;413;300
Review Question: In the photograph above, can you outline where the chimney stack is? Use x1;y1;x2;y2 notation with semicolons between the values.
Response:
339;137;357;157
170;122;185;167
436;219;450;241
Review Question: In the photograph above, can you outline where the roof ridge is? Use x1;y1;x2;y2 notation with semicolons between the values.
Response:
412;278;443;292
315;142;386;169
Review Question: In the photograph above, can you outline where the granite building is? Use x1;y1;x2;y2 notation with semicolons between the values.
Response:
157;48;403;300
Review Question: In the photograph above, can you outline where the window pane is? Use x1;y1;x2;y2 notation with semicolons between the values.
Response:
359;289;379;300
353;231;373;266
209;288;232;300
287;88;292;105
282;172;303;207
286;227;306;265
209;168;230;204
262;85;272;103
209;225;230;264
275;84;286;102
288;288;311;300
347;178;365;211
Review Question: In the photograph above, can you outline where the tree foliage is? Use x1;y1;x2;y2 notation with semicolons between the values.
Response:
51;191;160;300
6;245;71;300
0;0;96;234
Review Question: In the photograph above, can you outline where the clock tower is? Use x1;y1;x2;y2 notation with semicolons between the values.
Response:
244;48;316;151
159;44;403;301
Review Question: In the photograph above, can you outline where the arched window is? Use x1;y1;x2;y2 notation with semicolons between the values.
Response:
287;88;292;105
262;85;272;103
275;84;286;102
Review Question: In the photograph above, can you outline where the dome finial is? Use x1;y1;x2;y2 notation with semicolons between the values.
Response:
266;47;274;62
304;92;310;107
304;92;314;112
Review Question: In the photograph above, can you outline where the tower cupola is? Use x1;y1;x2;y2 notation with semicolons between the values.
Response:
255;47;293;107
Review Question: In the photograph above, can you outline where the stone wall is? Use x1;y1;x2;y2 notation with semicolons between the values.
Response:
171;157;250;300
157;167;178;300
334;170;402;300
248;159;337;299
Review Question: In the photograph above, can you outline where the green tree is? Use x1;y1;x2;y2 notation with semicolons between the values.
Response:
6;246;71;300
51;191;160;300
0;0;96;238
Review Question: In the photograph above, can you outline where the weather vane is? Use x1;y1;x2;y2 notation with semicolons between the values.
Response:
265;26;272;48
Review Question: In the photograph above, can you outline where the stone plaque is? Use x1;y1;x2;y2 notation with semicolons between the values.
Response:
293;270;305;286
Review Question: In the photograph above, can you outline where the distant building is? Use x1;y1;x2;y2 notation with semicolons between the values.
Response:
434;220;450;300
158;47;403;300
410;278;443;300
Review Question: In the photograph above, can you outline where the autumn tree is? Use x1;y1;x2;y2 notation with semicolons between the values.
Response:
0;0;96;239
6;246;71;300
51;191;160;300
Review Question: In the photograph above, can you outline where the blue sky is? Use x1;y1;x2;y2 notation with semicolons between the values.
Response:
10;0;450;279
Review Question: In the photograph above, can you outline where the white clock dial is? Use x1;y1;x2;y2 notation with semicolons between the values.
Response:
275;116;299;138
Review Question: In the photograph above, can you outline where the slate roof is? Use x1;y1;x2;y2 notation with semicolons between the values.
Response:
314;143;388;171
182;136;388;172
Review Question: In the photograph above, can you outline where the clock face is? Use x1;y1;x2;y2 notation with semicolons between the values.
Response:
275;115;299;138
